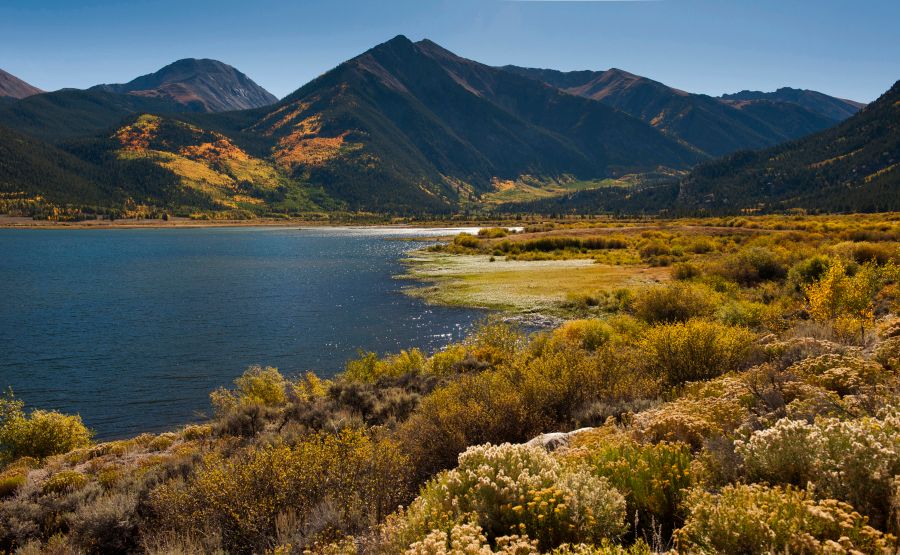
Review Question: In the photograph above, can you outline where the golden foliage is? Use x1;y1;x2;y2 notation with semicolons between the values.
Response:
274;130;363;169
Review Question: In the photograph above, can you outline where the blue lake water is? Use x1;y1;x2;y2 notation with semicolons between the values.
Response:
0;226;484;439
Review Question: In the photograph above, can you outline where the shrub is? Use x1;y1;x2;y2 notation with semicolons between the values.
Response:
210;366;288;415
14;535;78;555
426;343;474;376
638;241;671;260
96;466;122;490
149;429;410;553
180;424;213;441
70;492;139;552
787;353;888;397
214;402;272;437
841;241;899;265
686;238;715;254
807;415;900;530
148;433;176;452
788;255;831;292
42;470;88;494
716;246;787;285
0;391;92;462
405;522;537;554
715;300;768;328
805;260;889;340
734;414;900;532
478;227;509;239
550;320;613;351
504;236;627;254
874;336;900;371
734;418;818;486
567;433;694;536
675;484;895;554
634;375;750;448
550;541;651;554
401;335;658;480
671;262;700;281
343;349;427;382
399;371;534;480
565;290;633;314
631;283;718;324
454;233;481;249
464;320;526;367
639;320;756;385
400;443;626;550
0;471;26;498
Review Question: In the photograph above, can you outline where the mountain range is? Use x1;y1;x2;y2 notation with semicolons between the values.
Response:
503;79;899;215
0;36;893;217
501;66;858;157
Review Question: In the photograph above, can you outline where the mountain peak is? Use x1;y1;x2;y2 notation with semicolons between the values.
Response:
605;67;639;79
374;34;416;52
387;34;413;44
0;69;43;99
91;58;277;113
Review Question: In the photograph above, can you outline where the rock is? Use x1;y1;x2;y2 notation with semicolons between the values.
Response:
503;313;563;330
525;427;594;451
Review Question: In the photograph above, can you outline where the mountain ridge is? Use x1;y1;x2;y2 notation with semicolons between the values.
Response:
501;65;846;157
720;86;865;121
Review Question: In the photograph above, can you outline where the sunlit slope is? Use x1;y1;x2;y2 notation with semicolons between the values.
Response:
112;114;335;213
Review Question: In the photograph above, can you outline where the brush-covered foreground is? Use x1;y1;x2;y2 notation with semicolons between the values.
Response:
1;214;899;554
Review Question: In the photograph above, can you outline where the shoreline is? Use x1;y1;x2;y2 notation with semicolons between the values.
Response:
0;215;495;230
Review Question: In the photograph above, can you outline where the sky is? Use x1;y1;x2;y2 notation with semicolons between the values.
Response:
1;0;898;103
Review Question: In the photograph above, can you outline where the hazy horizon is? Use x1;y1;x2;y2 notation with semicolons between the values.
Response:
1;0;898;103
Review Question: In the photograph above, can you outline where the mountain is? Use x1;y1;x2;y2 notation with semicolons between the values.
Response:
501;66;840;157
505;79;899;215
0;88;192;142
721;87;864;121
1;36;700;215
0;124;104;205
678;80;900;213
237;36;701;211
0;60;277;142
106;113;335;213
0;69;43;99
4;37;889;217
0;115;334;218
92;59;278;112
0;122;191;216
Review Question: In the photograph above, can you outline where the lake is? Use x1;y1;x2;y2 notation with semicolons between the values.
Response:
0;226;484;439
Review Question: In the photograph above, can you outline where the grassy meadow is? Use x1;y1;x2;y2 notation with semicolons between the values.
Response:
1;213;899;554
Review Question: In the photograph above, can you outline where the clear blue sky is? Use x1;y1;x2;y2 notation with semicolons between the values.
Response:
1;0;897;102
